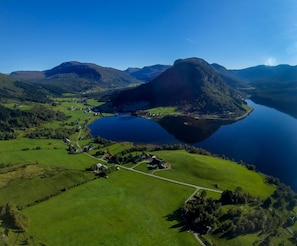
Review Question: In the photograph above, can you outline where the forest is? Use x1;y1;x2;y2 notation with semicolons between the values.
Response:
0;104;69;139
183;183;297;245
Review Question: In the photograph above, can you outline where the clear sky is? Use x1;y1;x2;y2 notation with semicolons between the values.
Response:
1;0;297;73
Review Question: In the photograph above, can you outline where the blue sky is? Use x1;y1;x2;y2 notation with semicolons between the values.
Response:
1;0;297;73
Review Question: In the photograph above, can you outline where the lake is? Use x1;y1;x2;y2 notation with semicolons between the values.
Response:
88;101;297;191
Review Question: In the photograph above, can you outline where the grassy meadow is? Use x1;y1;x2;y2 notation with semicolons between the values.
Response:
0;95;291;245
45;98;104;128
24;169;196;246
0;138;96;169
100;142;134;155
0;168;95;208
145;106;180;115
152;150;275;199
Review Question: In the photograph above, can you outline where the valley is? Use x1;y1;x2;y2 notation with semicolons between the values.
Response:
1;57;297;245
0;95;294;246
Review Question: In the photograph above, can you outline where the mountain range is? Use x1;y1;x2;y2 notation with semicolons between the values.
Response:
2;57;297;118
229;64;297;118
11;61;142;93
0;73;56;103
103;58;246;117
125;64;171;82
230;64;297;83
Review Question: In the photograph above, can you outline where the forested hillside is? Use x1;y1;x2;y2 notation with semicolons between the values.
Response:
0;105;69;140
106;58;246;118
11;61;142;92
0;73;56;103
230;65;297;118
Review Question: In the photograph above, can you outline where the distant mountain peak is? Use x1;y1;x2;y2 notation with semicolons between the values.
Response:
125;67;141;74
173;57;209;66
230;64;297;83
10;61;142;92
58;61;81;66
44;61;101;78
125;64;171;82
109;57;246;117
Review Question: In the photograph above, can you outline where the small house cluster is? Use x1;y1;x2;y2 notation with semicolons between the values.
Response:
92;163;108;173
64;138;71;145
147;113;161;118
64;138;79;154
83;144;94;152
148;155;167;170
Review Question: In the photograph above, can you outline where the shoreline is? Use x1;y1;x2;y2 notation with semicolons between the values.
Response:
234;107;254;121
136;106;254;125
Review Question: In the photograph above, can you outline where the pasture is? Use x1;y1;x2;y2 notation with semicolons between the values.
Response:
0;168;95;208
24;169;196;246
152;150;275;199
0;139;95;169
145;106;180;115
0;95;284;245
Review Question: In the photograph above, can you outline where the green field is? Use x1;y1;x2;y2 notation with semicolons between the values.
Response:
0;139;96;169
152;150;275;198
0;140;289;245
100;142;134;155
0;168;95;208
133;162;151;172
202;226;292;246
24;170;196;246
145;107;180;115
45;98;102;127
0;94;290;245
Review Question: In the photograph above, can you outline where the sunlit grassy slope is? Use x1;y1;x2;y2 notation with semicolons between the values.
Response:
24;170;196;246
0;139;96;169
153;150;275;198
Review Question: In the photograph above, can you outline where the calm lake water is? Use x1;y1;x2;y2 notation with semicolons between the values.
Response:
88;101;297;191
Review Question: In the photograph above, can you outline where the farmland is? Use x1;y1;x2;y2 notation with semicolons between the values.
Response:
0;96;295;246
23;170;196;246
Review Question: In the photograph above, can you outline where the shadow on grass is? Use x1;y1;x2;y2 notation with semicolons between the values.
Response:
289;236;297;245
164;208;188;232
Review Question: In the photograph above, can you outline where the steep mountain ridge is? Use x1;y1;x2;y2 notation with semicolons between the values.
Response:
7;59;297;119
107;58;246;117
125;64;171;82
211;63;249;89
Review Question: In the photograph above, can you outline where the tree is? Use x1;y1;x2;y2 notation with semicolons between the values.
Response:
0;203;28;231
221;190;234;205
285;217;295;227
246;164;256;171
262;197;272;208
273;198;286;209
287;198;297;210
201;190;207;198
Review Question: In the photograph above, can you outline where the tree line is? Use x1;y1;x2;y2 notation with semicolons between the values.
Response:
26;127;77;139
183;184;297;245
88;139;258;173
0;104;69;139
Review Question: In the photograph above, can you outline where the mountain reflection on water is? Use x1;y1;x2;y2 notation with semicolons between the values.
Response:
89;100;297;191
157;115;227;143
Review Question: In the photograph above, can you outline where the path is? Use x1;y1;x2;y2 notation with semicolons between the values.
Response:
287;226;293;235
119;164;222;193
76;131;220;245
130;161;146;169
76;129;82;151
118;165;221;246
